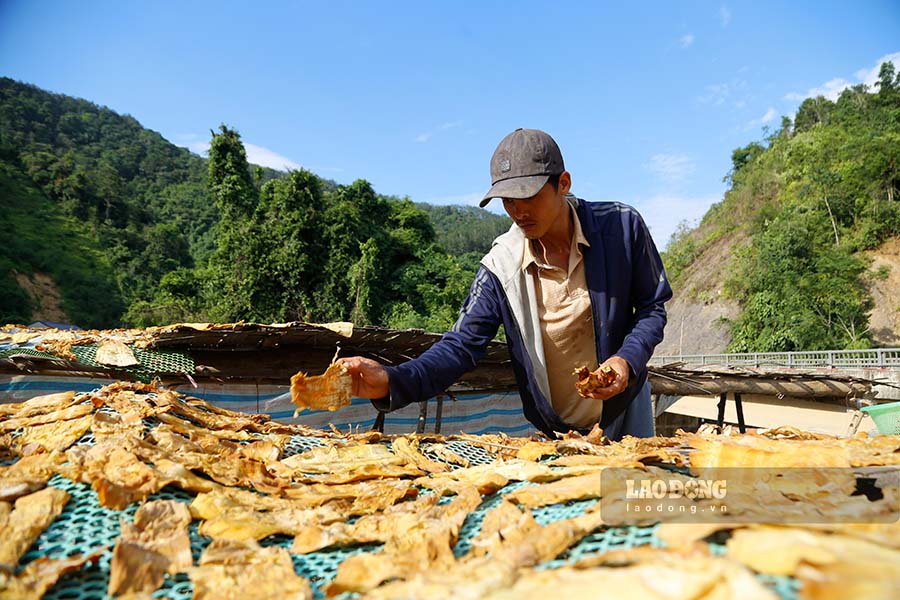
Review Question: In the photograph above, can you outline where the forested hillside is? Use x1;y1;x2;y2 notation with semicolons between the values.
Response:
0;78;508;330
660;61;900;353
416;203;511;267
0;157;122;326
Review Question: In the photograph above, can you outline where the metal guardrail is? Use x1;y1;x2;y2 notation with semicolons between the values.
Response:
649;348;900;369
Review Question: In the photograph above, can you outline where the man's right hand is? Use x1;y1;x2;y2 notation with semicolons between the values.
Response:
336;356;390;399
579;356;630;401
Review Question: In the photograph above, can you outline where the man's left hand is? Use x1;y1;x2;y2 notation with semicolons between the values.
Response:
581;356;630;400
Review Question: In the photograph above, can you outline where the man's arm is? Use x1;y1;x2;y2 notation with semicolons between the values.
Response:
339;266;504;411
615;210;673;374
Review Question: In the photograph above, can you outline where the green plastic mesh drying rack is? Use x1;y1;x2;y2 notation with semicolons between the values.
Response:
0;344;195;383
15;399;801;600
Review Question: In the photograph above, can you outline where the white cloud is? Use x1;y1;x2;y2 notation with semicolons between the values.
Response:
785;52;900;102
186;141;209;156
170;133;209;156
744;107;778;130
719;5;731;27
792;77;854;102
855;51;900;88
634;193;722;250
647;154;696;185
171;134;303;172
415;120;463;143
244;143;303;171
698;78;748;105
679;34;695;48
699;83;727;105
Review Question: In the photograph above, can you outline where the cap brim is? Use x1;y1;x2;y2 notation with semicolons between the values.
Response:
479;174;550;208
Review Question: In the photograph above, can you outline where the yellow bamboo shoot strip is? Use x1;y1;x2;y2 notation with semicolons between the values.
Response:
291;492;443;554
422;443;470;467
0;549;105;600
0;403;92;433
362;510;608;599
190;490;347;542
466;500;539;558
725;525;900;600
0;452;66;502
480;549;776;600
325;486;483;596
108;500;193;596
0;391;76;418
187;539;312;600
271;443;425;484
415;459;609;497
390;437;450;474
14;415;92;453
503;470;606;508
687;433;854;470
290;360;352;412
0;487;69;567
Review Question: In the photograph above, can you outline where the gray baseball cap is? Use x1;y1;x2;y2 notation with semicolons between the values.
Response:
480;128;565;207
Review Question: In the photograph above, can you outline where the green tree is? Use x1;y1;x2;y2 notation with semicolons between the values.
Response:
794;96;834;133
254;168;326;320
727;204;872;351
204;125;262;321
207;125;256;220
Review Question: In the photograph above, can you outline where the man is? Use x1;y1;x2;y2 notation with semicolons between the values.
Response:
339;128;671;440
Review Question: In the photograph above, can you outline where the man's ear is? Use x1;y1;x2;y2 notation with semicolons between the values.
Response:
558;171;572;195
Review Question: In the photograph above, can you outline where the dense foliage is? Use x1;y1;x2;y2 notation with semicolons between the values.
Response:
663;62;900;351
0;78;505;331
0;158;123;326
415;204;511;256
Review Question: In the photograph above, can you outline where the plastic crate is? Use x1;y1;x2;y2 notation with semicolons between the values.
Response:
861;401;900;435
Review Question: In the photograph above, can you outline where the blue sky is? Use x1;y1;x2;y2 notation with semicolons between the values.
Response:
1;1;898;247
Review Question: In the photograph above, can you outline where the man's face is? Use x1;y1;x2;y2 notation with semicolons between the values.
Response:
501;174;570;239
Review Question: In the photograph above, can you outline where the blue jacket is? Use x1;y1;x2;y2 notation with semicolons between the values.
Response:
379;197;672;439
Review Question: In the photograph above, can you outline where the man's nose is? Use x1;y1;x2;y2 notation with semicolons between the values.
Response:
510;200;528;218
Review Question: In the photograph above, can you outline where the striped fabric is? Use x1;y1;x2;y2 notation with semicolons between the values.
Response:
0;375;533;436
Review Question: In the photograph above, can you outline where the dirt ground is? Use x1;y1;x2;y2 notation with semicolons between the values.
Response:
13;271;69;323
656;231;743;356
867;238;900;346
657;228;900;355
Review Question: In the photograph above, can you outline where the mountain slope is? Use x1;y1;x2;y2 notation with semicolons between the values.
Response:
659;63;900;353
0;157;122;326
0;78;508;328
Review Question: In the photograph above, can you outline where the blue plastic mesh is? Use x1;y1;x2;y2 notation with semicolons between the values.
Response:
285;538;383;600
453;480;528;558
20;475;137;565
757;573;803;599
442;440;496;465
16;436;799;600
283;435;327;458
